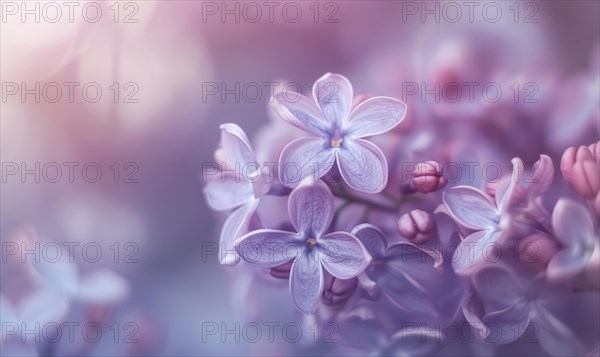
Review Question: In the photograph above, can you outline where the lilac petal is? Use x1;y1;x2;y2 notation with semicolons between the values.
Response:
279;138;336;187
336;139;388;193
313;73;353;127
271;93;330;136
235;229;302;268
219;200;259;266
443;186;498;230
523;155;554;196
551;199;596;248
534;307;586;356
288;178;334;237
384;328;445;357
346;96;407;138
290;248;324;314
546;249;588;281
482;302;531;344
472;265;524;310
462;293;490;339
204;173;254;211
452;229;502;275
380;243;439;315
220;123;257;169
318;231;371;279
351;223;388;260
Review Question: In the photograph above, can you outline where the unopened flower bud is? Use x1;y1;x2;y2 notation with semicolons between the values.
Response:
412;161;447;193
398;209;434;244
322;273;358;307
518;233;559;273
561;142;600;198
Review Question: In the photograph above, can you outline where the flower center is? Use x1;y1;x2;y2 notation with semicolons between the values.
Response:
330;138;343;148
307;237;317;246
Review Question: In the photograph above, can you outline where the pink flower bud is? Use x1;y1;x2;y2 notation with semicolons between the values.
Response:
412;161;448;193
561;142;600;198
517;233;559;273
398;209;434;244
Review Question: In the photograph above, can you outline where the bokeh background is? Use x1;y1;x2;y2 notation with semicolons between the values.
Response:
1;0;599;355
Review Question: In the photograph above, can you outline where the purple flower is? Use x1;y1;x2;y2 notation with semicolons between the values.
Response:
547;199;598;282
352;224;442;315
442;155;554;275
465;264;584;356
272;73;407;193
204;123;270;265
234;178;370;314
442;185;505;275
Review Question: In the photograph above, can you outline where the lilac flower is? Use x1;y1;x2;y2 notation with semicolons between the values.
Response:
272;73;407;193
335;307;445;357
234;178;370;314
204;123;270;265
547;199;598;282
442;155;554;274
352;224;442;315
465;264;584;356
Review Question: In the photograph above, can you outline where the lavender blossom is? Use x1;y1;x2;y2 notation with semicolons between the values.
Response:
352;224;441;315
235;178;370;314
272;73;407;193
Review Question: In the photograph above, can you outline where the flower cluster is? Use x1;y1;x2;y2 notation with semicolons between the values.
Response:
204;73;599;356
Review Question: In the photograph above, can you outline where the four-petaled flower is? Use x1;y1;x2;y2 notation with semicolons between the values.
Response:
352;224;442;315
272;73;407;193
235;178;371;314
442;155;554;274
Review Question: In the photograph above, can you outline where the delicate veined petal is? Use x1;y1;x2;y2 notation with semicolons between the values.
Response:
346;97;407;138
385;243;439;281
288;178;335;237
551;199;596;248
235;229;302;267
336;139;388;193
220;123;257;169
279;138;336;187
271;93;330;136
76;270;129;303
204;173;254;211
290;249;324;314
352;223;387;260
219;200;259;266
313;73;353;128
379;271;438;315
383;328;445;357
443;186;499;230
452;229;502;275
318;231;370;279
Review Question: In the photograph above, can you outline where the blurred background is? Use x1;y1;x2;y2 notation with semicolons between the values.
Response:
1;0;599;355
